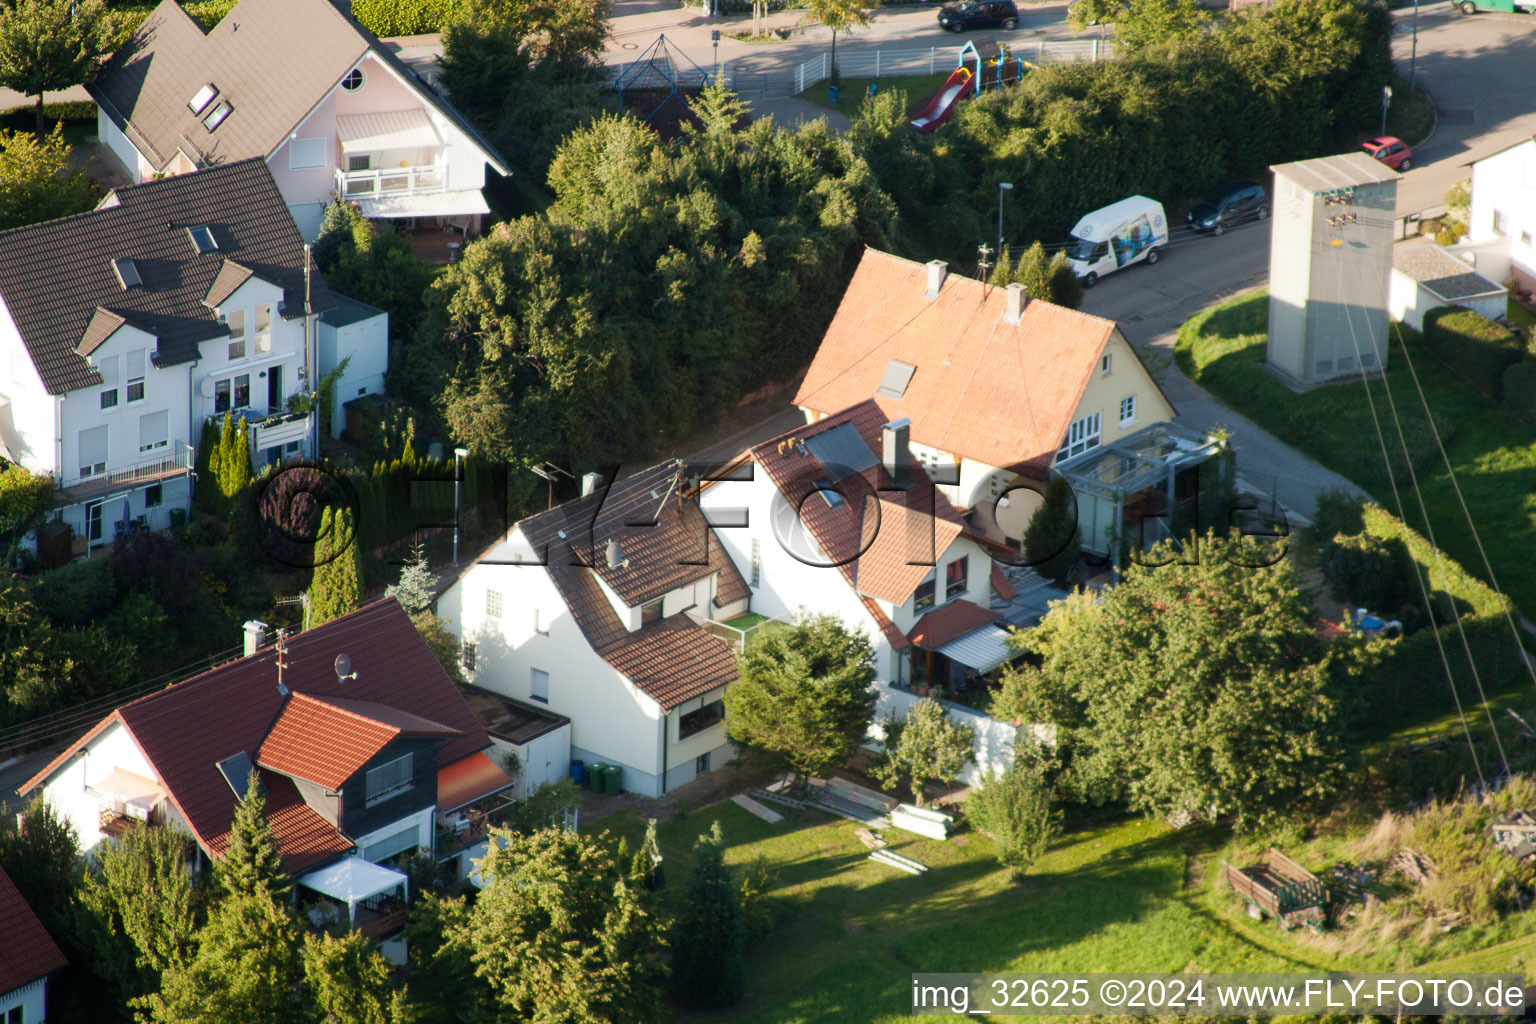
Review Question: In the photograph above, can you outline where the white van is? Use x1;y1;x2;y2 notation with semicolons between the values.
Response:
1064;196;1169;287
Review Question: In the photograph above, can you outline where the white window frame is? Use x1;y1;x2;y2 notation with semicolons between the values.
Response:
78;425;108;479
486;589;502;619
341;67;365;92
98;355;120;410
288;137;326;172
126;348;146;403
530;667;549;704
1057;411;1102;462
364;753;414;806
254;303;272;355
362;824;419;862
533;608;548;635
1119;395;1137;427
943;556;968;603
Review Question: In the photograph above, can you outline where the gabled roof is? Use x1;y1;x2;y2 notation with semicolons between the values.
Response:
89;0;509;177
750;400;968;605
795;248;1132;472
0;159;332;394
487;461;747;710
23;599;489;871
0;865;68;995
258;692;461;790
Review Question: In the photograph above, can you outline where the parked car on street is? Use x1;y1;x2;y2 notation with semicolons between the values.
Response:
1362;136;1413;171
938;0;1020;31
1188;182;1269;236
1066;196;1169;287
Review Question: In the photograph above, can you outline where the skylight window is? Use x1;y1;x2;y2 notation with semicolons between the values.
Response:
216;752;263;799
188;83;217;114
187;225;218;253
203;101;232;132
815;479;844;508
111;257;142;289
876;359;917;400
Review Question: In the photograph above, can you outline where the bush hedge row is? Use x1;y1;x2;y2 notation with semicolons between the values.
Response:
0;101;97;133
350;0;456;36
1421;306;1525;398
1503;361;1536;415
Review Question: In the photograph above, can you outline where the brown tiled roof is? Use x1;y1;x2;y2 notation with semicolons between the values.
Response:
0;159;332;394
794;248;1135;472
908;600;1003;649
89;0;508;177
258;692;461;790
512;462;745;710
750;400;968;605
860;595;911;651
237;770;354;874
0;865;68;995
23;599;489;869
991;564;1018;600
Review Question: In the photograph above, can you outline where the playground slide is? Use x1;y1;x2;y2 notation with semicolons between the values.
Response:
908;68;975;133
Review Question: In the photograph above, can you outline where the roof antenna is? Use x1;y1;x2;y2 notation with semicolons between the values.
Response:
275;628;291;696
976;244;995;294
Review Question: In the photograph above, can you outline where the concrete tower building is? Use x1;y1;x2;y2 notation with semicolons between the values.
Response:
1265;152;1399;390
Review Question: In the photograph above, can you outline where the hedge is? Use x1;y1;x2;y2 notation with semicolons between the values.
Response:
350;0;456;36
1421;306;1525;398
0;101;97;133
1503;361;1536;415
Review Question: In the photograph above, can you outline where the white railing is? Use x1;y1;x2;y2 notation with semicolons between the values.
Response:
61;441;194;494
792;39;1103;95
251;411;313;452
334;164;447;200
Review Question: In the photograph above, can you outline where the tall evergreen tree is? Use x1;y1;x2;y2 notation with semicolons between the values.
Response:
309;507;362;627
215;770;291;901
671;823;746;1010
225;418;254;509
385;543;435;614
79;821;204;994
1021;475;1082;582
194;417;223;516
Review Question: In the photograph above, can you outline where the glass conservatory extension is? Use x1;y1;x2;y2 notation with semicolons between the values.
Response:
1057;422;1226;565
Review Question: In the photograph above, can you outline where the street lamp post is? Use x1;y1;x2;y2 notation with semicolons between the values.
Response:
1380;84;1393;138
712;29;720;81
453;447;469;564
1409;0;1419;92
996;182;1014;275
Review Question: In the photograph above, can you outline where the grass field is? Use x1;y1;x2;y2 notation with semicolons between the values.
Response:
1175;290;1536;616
593;797;1536;1023
801;73;951;118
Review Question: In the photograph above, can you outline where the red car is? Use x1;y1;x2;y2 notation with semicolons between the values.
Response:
1362;136;1413;171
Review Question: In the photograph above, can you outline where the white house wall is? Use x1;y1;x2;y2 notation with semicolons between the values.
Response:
888;535;995;636
37;720;162;855
1469;141;1536;290
0;292;58;474
869;684;1020;787
353;804;436;864
317;311;388;438
98;108;154;182
192;277;312;429
444;534;668;791
0;975;48;1023
491;724;572;798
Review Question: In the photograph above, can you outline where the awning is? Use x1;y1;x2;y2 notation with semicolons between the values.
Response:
298;855;408;924
94;767;166;806
438;751;515;813
937;624;1015;673
349;189;490;220
337;109;441;153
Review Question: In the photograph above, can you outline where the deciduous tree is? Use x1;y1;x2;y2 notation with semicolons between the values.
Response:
0;461;54;559
0;0;115;132
871;698;975;806
302;930;404;1024
79;821;204;990
724;614;878;786
671;823;745;1009
802;0;869;84
0;125;98;229
967;754;1060;880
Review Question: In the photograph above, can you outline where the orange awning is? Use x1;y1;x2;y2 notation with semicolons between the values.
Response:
437;751;514;812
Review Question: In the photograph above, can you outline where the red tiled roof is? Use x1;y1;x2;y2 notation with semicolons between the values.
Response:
25;599;490;869
0;865;67;995
908;600;1003;649
205;770;354;874
437;752;516;813
795;248;1144;472
258;692;461;790
750;400;969;605
991;564;1019;600
860;595;911;651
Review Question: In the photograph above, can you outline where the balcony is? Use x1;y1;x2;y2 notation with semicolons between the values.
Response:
57;441;194;505
249;410;313;452
335;164;446;201
696;611;788;651
98;798;168;839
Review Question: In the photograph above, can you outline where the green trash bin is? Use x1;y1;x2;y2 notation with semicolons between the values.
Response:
604;763;622;795
587;763;606;791
169;508;188;528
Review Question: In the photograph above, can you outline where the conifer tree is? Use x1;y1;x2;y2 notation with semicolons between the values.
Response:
385;543;435;614
671;823;745;1009
309;507;363;626
215;413;237;514
224;417;254;509
215;769;291;901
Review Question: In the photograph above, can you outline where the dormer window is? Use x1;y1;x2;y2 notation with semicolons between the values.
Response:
203;101;232;132
188;83;217;114
641;599;663;626
187;225;218;253
111;257;141;289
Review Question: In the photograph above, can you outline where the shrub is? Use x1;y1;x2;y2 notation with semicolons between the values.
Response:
1502;361;1536;415
1308;488;1365;545
349;0;456;36
967;755;1060;881
32;556;116;624
1321;531;1416;613
1421;306;1524;398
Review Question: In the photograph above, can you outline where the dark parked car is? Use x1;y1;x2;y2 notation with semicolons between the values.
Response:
938;0;1020;31
1187;181;1269;236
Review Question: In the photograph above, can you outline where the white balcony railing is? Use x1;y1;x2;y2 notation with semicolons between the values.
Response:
335;164;447;200
58;441;194;497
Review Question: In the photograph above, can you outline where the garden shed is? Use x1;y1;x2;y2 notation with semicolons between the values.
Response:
1389;245;1507;332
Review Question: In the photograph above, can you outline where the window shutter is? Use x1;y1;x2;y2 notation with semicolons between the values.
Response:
98;355;119;385
126;349;146;380
79;426;108;467
140;410;168;451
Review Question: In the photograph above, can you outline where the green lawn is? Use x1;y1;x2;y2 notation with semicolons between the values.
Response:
801;73;952;118
596;805;1354;1023
1175;290;1536;616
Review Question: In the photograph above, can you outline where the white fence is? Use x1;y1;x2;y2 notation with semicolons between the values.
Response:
792;39;1102;95
867;682;1055;788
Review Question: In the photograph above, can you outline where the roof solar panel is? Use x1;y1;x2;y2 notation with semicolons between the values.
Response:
216;752;259;800
876;359;916;399
803;422;878;483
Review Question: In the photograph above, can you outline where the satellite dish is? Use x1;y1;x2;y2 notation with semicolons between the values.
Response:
334;653;354;681
199;375;216;399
